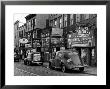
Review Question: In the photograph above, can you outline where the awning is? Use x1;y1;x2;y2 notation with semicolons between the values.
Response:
51;28;63;36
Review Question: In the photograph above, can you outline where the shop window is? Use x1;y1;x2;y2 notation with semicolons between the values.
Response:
92;49;95;57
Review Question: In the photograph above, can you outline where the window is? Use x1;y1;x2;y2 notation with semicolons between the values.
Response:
28;21;31;30
34;18;37;27
27;22;28;31
31;19;33;29
84;14;89;20
54;19;57;26
64;15;67;27
59;16;63;28
70;14;74;25
76;14;80;22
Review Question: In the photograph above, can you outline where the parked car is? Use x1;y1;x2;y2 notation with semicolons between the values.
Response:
24;52;43;66
49;50;85;72
14;52;20;62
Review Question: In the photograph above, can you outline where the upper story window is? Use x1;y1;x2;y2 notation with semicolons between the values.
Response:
54;19;57;27
84;14;89;20
31;19;33;28
76;14;80;22
34;18;37;27
26;22;29;31
64;14;67;27
59;16;63;28
28;21;31;30
70;14;74;25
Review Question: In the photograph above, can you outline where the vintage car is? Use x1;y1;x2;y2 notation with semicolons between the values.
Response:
24;52;43;66
14;52;20;62
49;50;85;72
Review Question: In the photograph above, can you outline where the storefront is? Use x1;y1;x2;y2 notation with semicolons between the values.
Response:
51;28;65;52
41;28;51;62
67;26;96;66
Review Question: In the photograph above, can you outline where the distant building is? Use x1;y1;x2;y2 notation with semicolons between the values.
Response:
18;24;27;47
14;20;19;49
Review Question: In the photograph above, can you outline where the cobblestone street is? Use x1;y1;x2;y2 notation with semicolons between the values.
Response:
14;61;97;76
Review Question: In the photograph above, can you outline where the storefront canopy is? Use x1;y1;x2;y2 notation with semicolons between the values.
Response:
51;28;63;37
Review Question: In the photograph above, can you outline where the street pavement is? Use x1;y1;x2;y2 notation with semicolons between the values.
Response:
14;61;97;76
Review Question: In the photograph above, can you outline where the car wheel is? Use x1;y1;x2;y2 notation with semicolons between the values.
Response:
79;67;84;72
28;61;32;66
61;64;66;73
26;61;30;66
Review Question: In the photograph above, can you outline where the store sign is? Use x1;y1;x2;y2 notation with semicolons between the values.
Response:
19;38;28;44
68;27;95;47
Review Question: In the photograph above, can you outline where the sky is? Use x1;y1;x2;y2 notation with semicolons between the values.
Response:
14;14;29;26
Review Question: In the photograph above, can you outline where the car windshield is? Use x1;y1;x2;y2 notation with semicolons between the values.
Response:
64;51;81;65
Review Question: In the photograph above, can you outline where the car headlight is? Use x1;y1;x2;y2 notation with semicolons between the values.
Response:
67;58;72;62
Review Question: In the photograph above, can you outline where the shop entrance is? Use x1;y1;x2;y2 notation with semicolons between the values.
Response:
81;48;91;66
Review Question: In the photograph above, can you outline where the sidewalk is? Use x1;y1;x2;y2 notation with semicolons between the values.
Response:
84;66;97;75
43;62;97;75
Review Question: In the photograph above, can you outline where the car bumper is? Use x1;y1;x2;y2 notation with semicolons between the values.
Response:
67;65;84;70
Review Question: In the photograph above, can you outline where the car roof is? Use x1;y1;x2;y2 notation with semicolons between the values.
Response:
57;50;78;53
56;50;79;55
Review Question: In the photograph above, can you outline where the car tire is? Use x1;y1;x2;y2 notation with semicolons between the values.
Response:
79;67;84;72
61;64;66;73
28;61;32;66
27;61;30;66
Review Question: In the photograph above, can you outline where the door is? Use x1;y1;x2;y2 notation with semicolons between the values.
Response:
81;48;90;66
